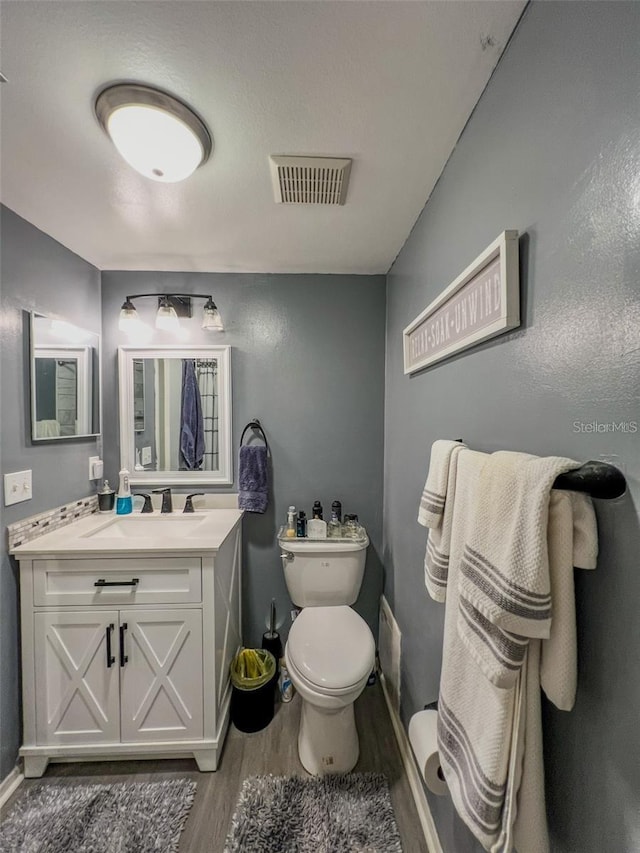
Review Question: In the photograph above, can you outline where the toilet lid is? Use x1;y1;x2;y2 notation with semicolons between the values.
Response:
287;606;375;691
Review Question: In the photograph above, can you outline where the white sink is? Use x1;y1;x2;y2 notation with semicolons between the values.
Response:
11;506;244;556
84;514;211;539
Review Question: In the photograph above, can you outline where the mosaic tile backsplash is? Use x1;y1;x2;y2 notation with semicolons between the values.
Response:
7;495;98;550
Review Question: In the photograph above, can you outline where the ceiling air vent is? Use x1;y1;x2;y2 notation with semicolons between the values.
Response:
270;156;352;205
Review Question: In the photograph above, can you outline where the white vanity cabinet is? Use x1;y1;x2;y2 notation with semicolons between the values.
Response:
14;512;242;778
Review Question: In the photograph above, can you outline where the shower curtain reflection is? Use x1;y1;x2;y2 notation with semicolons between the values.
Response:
197;359;219;471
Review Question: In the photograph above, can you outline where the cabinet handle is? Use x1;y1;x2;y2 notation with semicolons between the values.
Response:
94;578;139;587
105;623;115;668
119;623;128;666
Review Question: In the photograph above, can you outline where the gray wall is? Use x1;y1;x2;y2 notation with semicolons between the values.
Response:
101;272;386;648
384;3;640;852
0;206;101;781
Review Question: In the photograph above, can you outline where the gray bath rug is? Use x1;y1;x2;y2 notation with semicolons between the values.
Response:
225;772;403;853
0;778;196;852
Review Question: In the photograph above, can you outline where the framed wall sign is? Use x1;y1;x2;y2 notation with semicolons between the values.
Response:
403;230;520;375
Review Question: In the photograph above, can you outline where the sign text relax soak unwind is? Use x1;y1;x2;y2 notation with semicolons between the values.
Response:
403;231;520;374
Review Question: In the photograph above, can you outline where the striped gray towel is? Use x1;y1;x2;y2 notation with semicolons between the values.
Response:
423;442;464;602
437;449;598;853
417;439;464;528
456;451;581;687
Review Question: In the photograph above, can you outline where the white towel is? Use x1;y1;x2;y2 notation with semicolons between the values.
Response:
418;439;463;528
456;451;581;688
35;419;60;438
539;491;598;710
419;440;466;602
437;449;598;853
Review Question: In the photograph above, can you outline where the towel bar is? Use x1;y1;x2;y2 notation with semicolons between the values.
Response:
455;440;626;500
240;418;269;453
552;461;626;500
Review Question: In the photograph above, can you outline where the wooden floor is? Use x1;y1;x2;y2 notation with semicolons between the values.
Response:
2;681;428;852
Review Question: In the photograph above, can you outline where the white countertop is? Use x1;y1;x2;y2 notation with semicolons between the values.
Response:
10;508;244;557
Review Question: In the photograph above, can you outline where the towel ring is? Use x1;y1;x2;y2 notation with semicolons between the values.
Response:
240;419;269;454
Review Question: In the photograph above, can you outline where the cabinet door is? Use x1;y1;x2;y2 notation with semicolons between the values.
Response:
35;611;120;745
120;609;203;743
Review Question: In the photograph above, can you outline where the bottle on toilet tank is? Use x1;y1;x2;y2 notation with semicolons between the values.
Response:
327;509;342;538
296;510;307;538
312;500;323;520
286;506;297;538
307;516;327;539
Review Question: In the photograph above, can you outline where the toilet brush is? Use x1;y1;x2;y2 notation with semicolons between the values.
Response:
262;599;282;677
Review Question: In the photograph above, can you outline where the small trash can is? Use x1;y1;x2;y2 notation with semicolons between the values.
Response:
230;648;277;733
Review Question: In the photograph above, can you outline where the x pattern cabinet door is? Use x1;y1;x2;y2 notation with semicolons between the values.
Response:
35;610;120;745
120;609;203;742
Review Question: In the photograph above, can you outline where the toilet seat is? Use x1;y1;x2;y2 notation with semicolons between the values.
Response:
287;606;375;692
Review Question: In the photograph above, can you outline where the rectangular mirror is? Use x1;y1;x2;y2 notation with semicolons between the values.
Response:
118;345;232;486
30;313;101;440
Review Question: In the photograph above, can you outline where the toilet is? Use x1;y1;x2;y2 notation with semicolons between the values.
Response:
280;532;375;775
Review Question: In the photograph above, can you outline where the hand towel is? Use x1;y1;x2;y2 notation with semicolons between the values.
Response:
238;445;269;513
456;451;582;688
437;449;598;853
179;359;205;470
35;419;61;438
418;439;464;528
423;441;465;602
539;491;598;710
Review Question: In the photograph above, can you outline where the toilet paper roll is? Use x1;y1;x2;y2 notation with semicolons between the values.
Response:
408;710;448;796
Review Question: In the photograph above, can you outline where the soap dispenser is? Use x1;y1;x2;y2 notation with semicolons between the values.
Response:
116;468;133;515
98;480;116;513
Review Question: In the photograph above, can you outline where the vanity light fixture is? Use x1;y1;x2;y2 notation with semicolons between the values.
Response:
118;294;224;333
95;84;212;183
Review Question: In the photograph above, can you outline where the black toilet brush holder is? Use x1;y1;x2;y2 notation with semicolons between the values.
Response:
262;599;282;679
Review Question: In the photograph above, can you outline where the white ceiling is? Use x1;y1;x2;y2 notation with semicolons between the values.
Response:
0;1;525;274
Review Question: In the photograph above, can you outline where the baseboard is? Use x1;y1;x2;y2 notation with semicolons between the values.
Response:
380;673;443;853
0;764;24;809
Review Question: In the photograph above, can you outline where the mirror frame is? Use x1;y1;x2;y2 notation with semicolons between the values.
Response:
118;345;233;486
30;312;101;441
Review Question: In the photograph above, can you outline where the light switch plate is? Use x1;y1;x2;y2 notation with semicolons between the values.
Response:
4;470;32;506
89;456;103;480
141;446;152;465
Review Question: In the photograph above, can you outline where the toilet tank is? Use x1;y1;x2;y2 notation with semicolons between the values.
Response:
279;532;369;607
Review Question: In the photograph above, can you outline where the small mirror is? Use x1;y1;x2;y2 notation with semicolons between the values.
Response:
30;313;100;440
118;345;232;486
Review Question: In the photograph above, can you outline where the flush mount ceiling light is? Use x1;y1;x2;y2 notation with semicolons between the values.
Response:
95;84;212;183
118;294;224;333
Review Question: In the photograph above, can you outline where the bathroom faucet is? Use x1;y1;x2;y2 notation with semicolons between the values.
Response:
133;493;153;513
152;488;173;514
183;493;204;513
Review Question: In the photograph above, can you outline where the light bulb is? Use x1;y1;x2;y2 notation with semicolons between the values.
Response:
107;105;204;183
119;300;139;333
202;300;224;331
156;301;180;332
